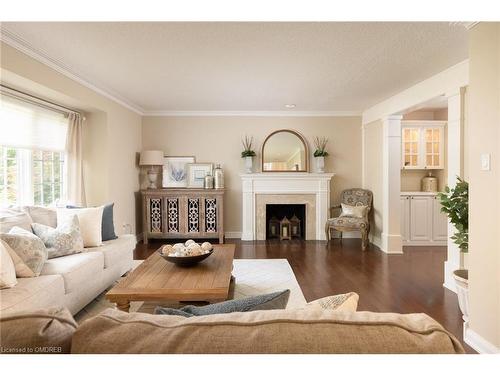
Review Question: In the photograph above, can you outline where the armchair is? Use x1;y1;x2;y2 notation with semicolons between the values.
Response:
325;188;373;250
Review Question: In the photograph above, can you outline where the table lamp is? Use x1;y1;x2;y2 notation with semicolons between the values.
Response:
140;150;164;189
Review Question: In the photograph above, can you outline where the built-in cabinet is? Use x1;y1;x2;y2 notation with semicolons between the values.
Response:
400;192;448;246
401;121;446;170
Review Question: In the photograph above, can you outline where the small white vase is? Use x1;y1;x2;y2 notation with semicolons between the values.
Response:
245;156;253;173
316;156;325;173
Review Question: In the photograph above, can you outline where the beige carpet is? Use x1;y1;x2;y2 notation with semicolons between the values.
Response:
75;259;307;323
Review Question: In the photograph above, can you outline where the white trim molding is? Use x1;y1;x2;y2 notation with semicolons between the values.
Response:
143;110;362;117
240;172;335;241
464;324;500;354
225;231;242;239
381;115;403;254
0;27;144;115
362;60;469;125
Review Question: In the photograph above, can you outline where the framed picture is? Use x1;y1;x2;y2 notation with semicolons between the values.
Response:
187;163;214;188
162;156;196;188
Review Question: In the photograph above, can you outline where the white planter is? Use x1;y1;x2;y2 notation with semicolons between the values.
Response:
453;269;469;322
245;156;253;173
315;156;325;173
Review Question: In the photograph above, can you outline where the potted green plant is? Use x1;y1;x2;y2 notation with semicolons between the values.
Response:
241;135;256;173
313;136;329;173
438;176;469;322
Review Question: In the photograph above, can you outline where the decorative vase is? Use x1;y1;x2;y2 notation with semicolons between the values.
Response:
316;156;325;173
453;269;469;322
245;156;253;173
214;164;224;189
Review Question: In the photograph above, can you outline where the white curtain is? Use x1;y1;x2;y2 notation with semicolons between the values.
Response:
66;113;86;206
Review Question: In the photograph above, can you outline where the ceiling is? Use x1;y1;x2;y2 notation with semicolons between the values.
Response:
1;22;468;115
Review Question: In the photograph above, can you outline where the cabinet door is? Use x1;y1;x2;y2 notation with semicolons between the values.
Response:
401;127;421;169
432;196;448;241
409;196;433;242
400;196;410;242
423;127;444;169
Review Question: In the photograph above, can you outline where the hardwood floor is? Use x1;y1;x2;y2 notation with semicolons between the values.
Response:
134;238;474;353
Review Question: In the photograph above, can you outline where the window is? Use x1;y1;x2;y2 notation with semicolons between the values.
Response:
0;146;65;207
0;93;68;207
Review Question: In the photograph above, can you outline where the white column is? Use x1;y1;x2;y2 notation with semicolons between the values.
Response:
443;88;466;292
381;115;403;254
241;177;255;240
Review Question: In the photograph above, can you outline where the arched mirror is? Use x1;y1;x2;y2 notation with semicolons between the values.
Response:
261;130;309;172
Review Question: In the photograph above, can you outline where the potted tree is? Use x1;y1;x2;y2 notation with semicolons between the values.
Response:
313;136;329;173
241;135;256;173
438;177;469;322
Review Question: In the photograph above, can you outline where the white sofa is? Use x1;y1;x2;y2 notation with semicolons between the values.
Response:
0;207;135;315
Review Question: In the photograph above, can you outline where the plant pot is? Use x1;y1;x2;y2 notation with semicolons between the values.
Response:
453;269;469;323
245;156;253;173
315;156;325;173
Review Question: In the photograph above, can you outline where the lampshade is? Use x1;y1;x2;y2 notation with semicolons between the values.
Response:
139;150;164;166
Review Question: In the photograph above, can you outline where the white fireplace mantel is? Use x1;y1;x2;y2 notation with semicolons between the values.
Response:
240;172;335;241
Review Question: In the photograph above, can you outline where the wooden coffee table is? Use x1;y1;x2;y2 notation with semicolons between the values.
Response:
106;244;235;312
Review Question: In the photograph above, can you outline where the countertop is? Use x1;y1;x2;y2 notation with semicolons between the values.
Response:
400;191;441;196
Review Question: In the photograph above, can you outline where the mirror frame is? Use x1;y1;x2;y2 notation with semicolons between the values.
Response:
261;129;309;172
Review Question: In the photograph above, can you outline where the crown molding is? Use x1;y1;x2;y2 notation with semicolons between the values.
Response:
0;27;145;115
143;110;361;117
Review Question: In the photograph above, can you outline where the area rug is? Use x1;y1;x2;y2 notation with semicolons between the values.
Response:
75;259;307;323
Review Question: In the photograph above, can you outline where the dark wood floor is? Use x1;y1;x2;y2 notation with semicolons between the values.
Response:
135;238;474;353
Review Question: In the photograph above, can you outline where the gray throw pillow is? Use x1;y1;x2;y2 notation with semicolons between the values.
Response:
154;289;290;317
32;215;84;259
67;203;117;241
0;227;48;276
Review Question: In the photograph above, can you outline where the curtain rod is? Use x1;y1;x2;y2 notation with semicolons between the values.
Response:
0;84;84;118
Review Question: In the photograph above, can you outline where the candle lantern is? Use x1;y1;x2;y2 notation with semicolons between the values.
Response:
290;214;301;238
280;216;291;240
268;216;280;239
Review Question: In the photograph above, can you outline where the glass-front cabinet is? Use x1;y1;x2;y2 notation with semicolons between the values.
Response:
401;121;445;170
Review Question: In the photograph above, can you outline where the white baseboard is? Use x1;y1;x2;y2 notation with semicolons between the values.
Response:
225;231;242;239
464;323;500;353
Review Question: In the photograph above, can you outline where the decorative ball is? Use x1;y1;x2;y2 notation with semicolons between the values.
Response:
161;244;174;255
185;239;196;247
201;242;213;252
173;243;185;250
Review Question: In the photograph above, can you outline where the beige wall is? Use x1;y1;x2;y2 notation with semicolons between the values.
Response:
142;116;362;234
467;22;500;348
0;42;142;235
362;120;383;247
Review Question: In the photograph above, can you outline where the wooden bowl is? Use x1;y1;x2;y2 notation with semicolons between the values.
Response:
158;248;214;267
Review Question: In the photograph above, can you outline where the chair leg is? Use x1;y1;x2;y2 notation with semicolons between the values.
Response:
339;231;343;242
325;223;330;241
361;229;368;251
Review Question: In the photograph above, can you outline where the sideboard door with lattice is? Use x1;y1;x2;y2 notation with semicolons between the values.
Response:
142;189;224;244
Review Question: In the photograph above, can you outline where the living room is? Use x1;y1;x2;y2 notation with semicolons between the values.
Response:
1;0;500;371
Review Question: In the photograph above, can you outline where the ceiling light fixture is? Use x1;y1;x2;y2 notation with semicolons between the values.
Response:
285;104;296;109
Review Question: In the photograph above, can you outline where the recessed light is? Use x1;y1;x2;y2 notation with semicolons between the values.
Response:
285;104;296;109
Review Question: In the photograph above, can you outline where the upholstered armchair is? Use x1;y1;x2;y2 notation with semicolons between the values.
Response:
325;188;373;250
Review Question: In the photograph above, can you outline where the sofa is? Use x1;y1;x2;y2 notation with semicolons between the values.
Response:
0;206;135;315
0;306;465;354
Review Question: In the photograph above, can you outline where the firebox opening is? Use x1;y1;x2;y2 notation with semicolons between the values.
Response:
265;204;306;240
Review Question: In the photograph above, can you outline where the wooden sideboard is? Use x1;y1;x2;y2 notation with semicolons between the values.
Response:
141;189;224;244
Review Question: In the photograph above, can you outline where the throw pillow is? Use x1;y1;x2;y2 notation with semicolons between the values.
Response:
22;206;57;228
32;215;84;259
0;210;33;233
0;239;35;277
305;292;359;312
0;241;17;289
340;203;368;219
154;289;291;317
67;203;117;241
0;227;48;277
57;206;104;247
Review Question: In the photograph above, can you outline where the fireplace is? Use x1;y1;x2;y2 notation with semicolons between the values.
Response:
266;204;306;240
